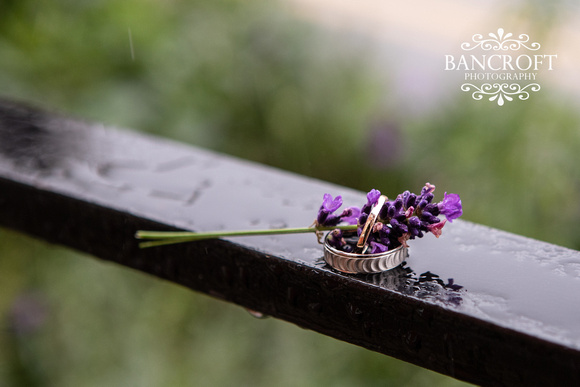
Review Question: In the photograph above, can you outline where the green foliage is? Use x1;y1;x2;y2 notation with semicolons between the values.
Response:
1;0;578;385
407;94;580;249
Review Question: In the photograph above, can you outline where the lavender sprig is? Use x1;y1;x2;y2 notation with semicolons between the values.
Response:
136;183;462;251
136;224;358;248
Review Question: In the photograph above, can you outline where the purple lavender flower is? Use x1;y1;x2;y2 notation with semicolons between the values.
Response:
322;193;342;212
405;193;417;209
438;192;463;222
358;213;368;227
386;202;396;218
372;222;384;233
361;189;382;216
378;233;391;248
420;211;440;224
393;196;403;211
317;194;343;226
417;199;428;210
427;219;447;238
389;218;401;230
367;189;381;206
327;229;346;249
423;203;440;216
402;190;410;205
421;183;436;195
339;206;361;225
422;192;434;203
408;216;421;228
370;241;388;253
398;233;411;248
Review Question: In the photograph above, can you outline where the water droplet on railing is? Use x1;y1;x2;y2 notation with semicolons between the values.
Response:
245;308;269;319
346;302;363;321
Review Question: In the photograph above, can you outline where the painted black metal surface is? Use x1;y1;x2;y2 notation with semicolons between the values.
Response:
0;99;579;386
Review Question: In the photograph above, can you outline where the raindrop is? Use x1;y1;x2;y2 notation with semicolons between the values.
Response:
245;308;269;319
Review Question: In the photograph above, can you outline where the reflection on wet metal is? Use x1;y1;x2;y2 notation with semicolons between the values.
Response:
319;258;464;307
0;102;75;172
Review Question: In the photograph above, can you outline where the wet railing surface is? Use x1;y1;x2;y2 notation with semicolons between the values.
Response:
0;99;579;386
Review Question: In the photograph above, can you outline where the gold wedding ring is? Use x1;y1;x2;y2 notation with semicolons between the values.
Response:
357;195;387;249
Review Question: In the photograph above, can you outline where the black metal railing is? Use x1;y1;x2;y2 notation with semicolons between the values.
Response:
1;99;579;386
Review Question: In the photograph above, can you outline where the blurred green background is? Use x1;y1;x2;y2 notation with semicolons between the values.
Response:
1;0;579;386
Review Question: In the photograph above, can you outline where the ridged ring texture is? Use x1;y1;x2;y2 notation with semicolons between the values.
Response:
323;235;408;274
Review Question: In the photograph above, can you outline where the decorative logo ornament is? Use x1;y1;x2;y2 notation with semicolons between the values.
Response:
461;28;540;51
445;28;556;106
460;83;541;106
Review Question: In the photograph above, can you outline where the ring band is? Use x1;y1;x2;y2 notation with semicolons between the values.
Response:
357;195;387;248
324;231;408;274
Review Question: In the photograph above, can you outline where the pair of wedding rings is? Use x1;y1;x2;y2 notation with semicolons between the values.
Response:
323;195;408;274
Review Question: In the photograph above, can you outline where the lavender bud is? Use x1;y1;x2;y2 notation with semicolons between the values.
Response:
317;211;328;225
402;191;410;206
323;215;341;227
398;223;409;233
420;211;440;224
379;235;391;247
379;203;390;219
380;225;391;236
394;197;403;211
405;193;417;209
358;213;368;226
421;182;436;195
424;203;440;216
361;203;372;215
370;241;388;254
395;213;407;222
387;203;396;218
327;229;345;249
408;216;421;228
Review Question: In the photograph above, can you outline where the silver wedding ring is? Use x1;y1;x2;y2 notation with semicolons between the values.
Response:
324;232;408;274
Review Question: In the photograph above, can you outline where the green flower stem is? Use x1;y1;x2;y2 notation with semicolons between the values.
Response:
136;225;358;248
